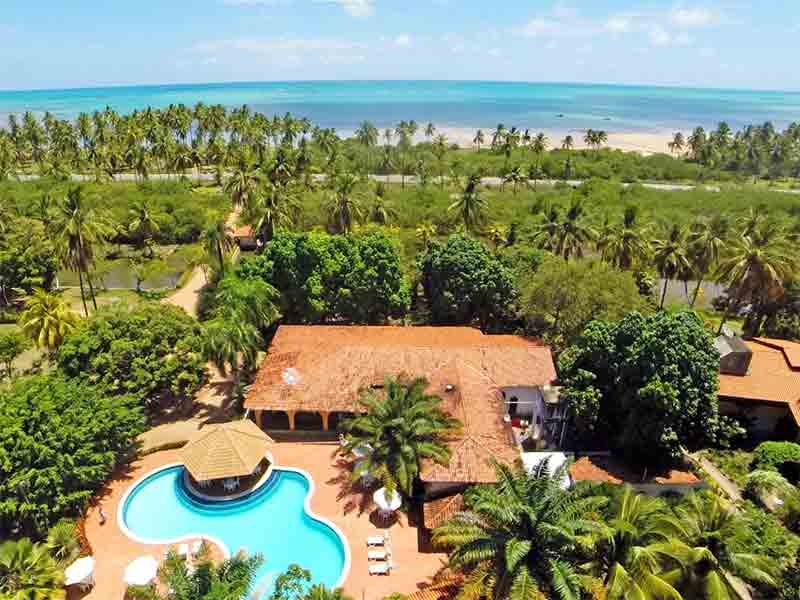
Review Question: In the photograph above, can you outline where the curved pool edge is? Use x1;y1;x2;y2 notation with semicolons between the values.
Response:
116;461;352;590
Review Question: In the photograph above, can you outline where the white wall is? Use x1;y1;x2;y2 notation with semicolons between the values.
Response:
503;386;544;419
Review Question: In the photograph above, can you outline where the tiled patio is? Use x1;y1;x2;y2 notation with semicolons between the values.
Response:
81;442;448;600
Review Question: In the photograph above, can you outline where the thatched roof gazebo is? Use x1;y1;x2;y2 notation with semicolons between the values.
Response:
180;420;274;491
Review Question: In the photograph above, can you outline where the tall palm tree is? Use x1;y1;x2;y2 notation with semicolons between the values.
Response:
448;173;487;234
415;222;436;249
653;224;690;310
244;180;298;243
325;173;364;234
202;317;262;382
556;197;596;260
223;160;262;209
0;538;65;600
127;198;161;257
340;376;460;496
715;230;795;335
201;219;234;276
151;551;263;600
19;289;78;351
686;216;729;308
434;460;600;600
597;206;651;270
533;204;562;253
473;129;485;152
425;122;436;140
657;491;776;599
51;186;107;316
561;135;575;151
586;486;683;600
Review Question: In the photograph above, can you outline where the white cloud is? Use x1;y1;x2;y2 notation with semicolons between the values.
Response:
604;14;633;33
670;6;718;27
222;0;375;18
393;34;410;47
193;37;366;61
649;26;671;46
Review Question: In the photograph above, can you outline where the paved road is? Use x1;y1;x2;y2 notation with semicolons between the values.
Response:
27;171;800;194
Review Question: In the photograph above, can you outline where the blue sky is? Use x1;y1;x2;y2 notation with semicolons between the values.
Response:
1;1;798;91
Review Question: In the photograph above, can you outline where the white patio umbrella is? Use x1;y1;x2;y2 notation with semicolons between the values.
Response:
124;555;159;587
352;443;372;459
64;556;95;586
373;487;402;513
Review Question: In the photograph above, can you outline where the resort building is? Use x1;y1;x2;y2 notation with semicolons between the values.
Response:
244;325;558;498
716;336;800;440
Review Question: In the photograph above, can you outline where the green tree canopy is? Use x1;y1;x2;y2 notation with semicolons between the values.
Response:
559;311;739;466
419;234;517;331
57;303;206;409
0;374;145;537
0;219;58;306
522;257;649;346
237;229;409;324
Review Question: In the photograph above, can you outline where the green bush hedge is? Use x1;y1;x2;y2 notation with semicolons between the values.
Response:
753;441;800;470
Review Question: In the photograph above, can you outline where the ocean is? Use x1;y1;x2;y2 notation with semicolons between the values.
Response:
1;80;799;136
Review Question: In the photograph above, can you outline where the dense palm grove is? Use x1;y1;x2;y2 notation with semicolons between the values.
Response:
1;105;800;600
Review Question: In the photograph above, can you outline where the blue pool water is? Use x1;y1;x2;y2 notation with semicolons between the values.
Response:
121;466;347;598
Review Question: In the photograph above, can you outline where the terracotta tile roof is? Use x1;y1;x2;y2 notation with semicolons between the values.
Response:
570;455;700;485
245;326;556;484
718;338;800;426
422;495;465;530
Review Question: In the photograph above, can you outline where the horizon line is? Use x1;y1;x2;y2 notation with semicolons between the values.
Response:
1;78;799;97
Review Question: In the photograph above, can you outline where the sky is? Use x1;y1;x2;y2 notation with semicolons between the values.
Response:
0;1;798;91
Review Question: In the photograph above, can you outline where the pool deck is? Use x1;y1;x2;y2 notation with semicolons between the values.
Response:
80;443;448;600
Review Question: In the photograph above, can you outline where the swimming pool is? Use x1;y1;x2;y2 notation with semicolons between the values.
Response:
119;464;349;598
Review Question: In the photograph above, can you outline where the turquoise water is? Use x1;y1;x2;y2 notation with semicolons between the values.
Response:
2;81;800;134
121;466;347;598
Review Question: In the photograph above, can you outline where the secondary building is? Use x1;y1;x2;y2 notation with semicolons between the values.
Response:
716;336;800;440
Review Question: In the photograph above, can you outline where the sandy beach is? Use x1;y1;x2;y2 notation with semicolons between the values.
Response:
431;126;677;155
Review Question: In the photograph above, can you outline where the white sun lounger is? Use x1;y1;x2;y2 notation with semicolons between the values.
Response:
369;559;392;575
367;532;388;546
368;548;390;561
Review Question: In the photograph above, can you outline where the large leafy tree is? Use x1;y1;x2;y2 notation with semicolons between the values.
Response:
57;303;206;409
419;234;517;331
0;538;65;600
0;374;145;536
340;377;460;496
434;460;600;600
522;258;648;347
0;219;58;306
237;230;409;324
559;311;738;466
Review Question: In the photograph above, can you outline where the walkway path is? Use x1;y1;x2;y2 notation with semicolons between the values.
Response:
687;452;744;503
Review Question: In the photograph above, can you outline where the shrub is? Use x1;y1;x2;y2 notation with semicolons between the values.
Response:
753;441;800;471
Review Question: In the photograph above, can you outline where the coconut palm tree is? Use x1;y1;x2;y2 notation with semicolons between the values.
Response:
0;538;64;600
223;160;262;209
473;129;485;152
127;198;161;257
325;173;364;234
686;216;729;308
434;460;601;600
669;132;686;155
597;206;651;270
213;275;280;331
425;122;436;140
657;491;777;599
201;219;234;276
340;376;460;496
51;186;107;316
244;180;298;243
556;197;597;261
202;317;262;382
586;486;683;600
449;173;487;234
715;230;795;335
561;135;575;150
533;203;562;254
19;289;78;351
653;224;691;310
149;551;263;600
